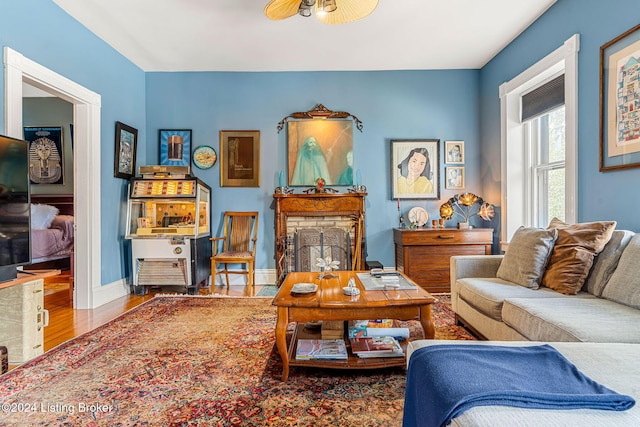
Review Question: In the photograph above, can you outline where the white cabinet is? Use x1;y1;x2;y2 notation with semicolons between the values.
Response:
0;278;48;364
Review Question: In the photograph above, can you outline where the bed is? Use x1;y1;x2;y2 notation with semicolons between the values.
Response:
28;195;74;267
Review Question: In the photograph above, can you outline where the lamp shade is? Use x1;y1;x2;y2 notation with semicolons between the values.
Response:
316;0;379;24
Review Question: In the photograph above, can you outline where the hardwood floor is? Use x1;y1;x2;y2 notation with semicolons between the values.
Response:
42;273;267;352
3;273;269;371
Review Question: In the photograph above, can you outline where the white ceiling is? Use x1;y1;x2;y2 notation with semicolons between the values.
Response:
52;0;557;72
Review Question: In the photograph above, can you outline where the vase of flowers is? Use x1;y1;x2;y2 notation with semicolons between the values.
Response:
316;256;340;279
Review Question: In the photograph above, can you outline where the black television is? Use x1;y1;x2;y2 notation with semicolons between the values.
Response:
0;134;30;283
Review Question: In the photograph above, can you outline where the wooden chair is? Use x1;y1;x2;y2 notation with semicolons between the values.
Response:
210;211;259;288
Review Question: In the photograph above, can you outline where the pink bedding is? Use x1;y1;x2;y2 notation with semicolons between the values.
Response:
31;214;74;260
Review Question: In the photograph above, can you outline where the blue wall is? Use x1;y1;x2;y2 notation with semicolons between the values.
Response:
146;70;481;269
5;0;638;286
0;0;146;285
480;0;640;232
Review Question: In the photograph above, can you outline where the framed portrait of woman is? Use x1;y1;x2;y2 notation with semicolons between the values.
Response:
391;139;440;199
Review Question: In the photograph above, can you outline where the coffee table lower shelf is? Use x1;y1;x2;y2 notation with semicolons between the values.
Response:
287;323;408;370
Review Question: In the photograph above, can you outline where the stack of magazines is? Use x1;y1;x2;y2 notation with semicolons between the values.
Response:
296;339;348;360
349;336;404;358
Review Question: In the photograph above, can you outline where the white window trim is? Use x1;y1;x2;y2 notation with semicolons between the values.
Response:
499;34;579;251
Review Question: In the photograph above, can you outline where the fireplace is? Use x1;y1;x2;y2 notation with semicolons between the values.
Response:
273;192;366;284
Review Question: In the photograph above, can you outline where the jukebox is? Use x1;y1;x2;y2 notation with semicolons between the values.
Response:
126;166;211;295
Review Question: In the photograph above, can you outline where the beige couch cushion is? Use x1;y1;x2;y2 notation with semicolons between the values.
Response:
602;234;640;309
457;278;572;321
584;230;635;296
502;297;640;343
542;219;616;295
496;226;557;289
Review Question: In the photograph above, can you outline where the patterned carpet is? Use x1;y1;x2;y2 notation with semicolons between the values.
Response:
0;294;473;426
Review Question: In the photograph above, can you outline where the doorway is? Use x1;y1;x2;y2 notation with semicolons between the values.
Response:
4;47;102;309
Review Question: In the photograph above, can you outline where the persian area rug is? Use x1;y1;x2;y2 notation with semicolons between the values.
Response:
0;294;474;426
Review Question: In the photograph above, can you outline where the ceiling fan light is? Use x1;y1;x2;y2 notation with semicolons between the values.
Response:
298;6;312;17
316;0;378;24
319;0;337;13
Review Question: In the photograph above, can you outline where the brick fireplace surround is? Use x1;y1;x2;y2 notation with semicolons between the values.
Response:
273;192;366;284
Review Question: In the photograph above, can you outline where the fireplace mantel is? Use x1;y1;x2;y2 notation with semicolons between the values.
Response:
273;192;366;283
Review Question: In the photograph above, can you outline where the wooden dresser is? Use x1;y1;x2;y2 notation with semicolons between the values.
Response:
393;228;493;292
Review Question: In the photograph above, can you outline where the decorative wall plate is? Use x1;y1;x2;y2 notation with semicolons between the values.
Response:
192;145;217;169
408;207;429;227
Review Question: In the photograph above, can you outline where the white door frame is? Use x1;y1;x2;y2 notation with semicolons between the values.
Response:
4;47;101;309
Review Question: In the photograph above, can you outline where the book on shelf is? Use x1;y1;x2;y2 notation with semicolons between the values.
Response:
367;319;393;328
349;336;404;358
296;339;348;360
347;320;409;340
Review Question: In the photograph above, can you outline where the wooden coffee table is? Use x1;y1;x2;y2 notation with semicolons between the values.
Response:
272;270;435;381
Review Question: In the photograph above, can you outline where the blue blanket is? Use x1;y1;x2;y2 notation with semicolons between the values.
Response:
403;344;635;427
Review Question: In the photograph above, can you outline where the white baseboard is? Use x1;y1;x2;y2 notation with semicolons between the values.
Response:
90;277;131;308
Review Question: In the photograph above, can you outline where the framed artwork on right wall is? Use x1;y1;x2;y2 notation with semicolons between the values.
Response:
600;23;640;171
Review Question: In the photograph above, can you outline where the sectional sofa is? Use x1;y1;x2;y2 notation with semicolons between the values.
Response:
404;222;640;425
450;227;639;342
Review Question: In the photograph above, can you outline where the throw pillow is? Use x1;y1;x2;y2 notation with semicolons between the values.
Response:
496;226;558;289
541;218;616;295
30;203;59;230
602;234;640;309
584;229;635;296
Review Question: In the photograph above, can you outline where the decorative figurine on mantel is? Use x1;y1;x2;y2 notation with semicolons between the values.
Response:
303;177;338;194
348;169;367;193
275;170;293;194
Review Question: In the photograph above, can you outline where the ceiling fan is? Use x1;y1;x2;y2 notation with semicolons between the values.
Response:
264;0;379;25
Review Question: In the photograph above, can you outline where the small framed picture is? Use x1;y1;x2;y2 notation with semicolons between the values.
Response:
445;166;464;190
391;139;440;199
220;130;260;187
159;129;192;167
114;121;137;180
445;140;464;164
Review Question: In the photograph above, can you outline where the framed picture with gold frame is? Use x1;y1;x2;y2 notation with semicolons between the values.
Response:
219;130;260;187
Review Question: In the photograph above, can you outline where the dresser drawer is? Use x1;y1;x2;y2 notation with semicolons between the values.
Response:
394;228;493;246
394;227;493;292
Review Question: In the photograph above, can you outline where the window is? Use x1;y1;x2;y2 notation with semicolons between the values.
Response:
526;106;566;226
499;35;579;250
